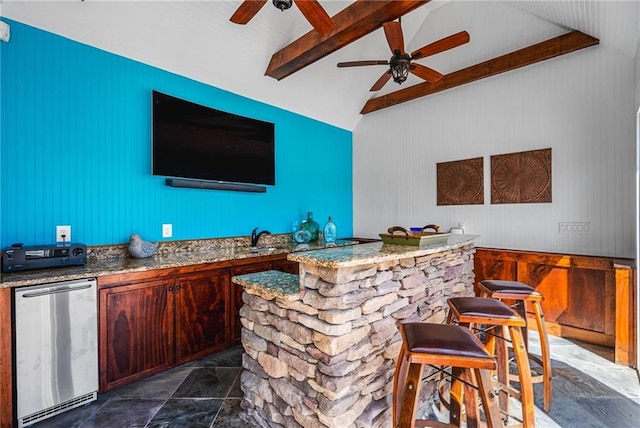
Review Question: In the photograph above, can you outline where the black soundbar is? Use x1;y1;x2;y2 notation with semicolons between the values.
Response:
165;178;267;193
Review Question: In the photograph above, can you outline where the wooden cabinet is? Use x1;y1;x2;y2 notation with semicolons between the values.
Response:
174;270;229;364
99;269;230;391
99;278;175;391
272;258;300;274
474;248;636;366
99;254;300;391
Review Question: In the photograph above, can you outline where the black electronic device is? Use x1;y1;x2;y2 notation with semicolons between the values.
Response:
1;243;87;273
152;90;275;190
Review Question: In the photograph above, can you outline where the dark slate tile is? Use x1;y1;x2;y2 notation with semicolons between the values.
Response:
195;345;244;368
113;365;193;400
545;367;620;399
575;397;640;428
213;399;252;428
541;394;611;428
172;367;241;399
227;371;243;399
146;398;223;428
80;399;164;428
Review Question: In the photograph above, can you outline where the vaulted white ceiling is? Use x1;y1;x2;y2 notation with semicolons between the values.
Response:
2;1;639;130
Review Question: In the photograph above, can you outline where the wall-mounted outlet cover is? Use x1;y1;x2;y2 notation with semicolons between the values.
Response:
558;222;591;233
0;21;10;43
56;225;71;242
162;224;172;238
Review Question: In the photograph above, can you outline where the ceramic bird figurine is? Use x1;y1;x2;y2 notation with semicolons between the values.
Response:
128;234;158;258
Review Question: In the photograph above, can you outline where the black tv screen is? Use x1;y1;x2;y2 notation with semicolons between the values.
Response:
152;91;275;186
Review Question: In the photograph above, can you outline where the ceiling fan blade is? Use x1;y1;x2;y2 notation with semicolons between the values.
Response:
410;63;443;83
230;0;268;24
382;21;405;54
370;71;392;92
296;0;335;35
411;31;470;59
337;60;389;68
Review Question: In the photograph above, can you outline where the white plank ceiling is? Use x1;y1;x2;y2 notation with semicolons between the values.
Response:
2;0;639;130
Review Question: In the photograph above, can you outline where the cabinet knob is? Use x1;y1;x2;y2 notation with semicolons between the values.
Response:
168;286;174;291
176;285;181;290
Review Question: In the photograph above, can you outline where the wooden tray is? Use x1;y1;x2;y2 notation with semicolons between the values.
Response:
379;226;451;246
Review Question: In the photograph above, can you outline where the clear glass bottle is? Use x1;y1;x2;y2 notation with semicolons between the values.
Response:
323;216;337;243
291;220;300;242
301;211;320;241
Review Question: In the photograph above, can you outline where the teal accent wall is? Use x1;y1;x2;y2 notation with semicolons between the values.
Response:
0;20;353;247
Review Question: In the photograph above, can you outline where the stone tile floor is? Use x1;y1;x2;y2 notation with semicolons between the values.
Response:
30;334;639;427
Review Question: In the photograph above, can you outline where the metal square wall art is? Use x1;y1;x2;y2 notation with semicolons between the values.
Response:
491;148;552;204
437;157;484;206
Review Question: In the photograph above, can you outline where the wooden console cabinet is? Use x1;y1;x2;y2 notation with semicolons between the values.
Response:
98;255;298;391
474;248;636;367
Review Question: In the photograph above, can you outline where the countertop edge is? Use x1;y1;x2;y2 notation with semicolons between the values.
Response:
1;240;358;288
287;235;480;268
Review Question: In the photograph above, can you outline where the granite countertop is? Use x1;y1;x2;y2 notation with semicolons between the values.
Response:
231;270;300;301
0;239;357;288
234;235;480;301
288;234;480;268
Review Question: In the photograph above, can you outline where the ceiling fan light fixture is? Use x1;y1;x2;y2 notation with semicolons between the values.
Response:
272;0;293;11
390;55;411;84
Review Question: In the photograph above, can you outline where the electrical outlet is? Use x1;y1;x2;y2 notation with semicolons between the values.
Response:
56;225;71;242
558;222;591;233
162;224;172;238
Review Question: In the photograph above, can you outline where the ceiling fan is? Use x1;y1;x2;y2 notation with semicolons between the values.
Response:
230;0;334;35
337;20;470;91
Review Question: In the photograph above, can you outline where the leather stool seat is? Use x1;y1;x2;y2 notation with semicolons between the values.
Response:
478;280;553;412
449;296;526;322
394;322;502;428
403;322;496;361
479;280;542;298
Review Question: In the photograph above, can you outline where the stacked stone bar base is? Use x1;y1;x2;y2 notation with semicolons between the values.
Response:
239;243;476;428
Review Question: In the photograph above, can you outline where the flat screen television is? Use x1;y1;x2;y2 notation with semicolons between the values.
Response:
152;91;275;188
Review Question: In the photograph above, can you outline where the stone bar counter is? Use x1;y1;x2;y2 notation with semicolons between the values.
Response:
231;235;479;428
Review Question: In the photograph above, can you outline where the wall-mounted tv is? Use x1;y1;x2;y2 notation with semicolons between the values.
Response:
152;91;275;190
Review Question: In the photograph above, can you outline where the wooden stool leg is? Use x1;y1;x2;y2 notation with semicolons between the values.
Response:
475;368;502;428
533;301;553;412
397;362;423;428
449;368;465;427
509;326;536;428
494;325;510;417
460;369;480;428
393;346;408;427
515;300;529;346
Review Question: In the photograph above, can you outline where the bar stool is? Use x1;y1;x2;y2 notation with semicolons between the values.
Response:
393;322;502;428
477;280;552;412
446;297;536;428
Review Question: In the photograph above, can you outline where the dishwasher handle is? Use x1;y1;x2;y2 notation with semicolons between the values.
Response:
21;282;93;298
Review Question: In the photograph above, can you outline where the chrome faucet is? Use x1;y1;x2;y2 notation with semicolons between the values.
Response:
251;227;271;248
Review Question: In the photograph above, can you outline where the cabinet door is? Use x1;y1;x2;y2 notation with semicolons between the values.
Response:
174;270;230;364
230;262;273;343
99;279;174;391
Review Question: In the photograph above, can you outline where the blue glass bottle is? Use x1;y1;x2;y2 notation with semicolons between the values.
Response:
323;216;337;243
301;212;320;241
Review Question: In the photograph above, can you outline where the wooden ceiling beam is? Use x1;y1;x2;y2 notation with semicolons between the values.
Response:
361;30;599;114
266;0;430;80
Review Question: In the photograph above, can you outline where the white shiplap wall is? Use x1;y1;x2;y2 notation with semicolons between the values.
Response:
353;27;635;258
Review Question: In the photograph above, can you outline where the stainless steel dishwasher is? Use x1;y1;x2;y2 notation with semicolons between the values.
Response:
15;278;98;427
